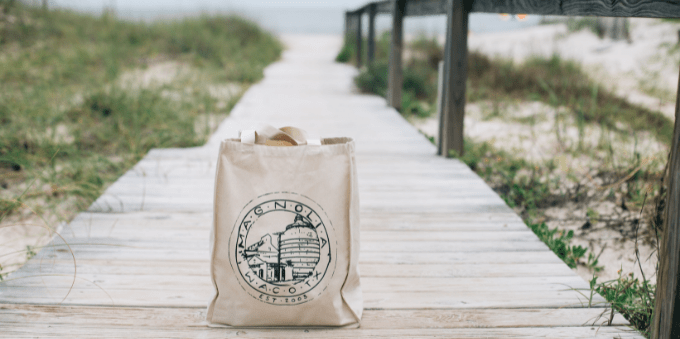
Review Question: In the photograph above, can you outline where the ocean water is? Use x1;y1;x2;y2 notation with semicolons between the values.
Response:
45;0;541;34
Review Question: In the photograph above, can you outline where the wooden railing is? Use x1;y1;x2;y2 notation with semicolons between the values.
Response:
344;1;680;339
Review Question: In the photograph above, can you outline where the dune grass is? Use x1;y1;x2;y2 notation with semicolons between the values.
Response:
341;32;673;145
0;3;282;276
452;136;660;337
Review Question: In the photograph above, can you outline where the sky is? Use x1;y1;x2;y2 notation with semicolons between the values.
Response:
40;0;541;34
48;0;368;11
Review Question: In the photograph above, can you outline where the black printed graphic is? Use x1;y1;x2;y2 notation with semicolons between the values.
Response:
230;194;335;305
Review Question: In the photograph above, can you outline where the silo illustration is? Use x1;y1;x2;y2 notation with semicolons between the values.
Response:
279;214;321;280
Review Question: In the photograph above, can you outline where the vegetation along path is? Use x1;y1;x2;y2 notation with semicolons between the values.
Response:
0;34;644;338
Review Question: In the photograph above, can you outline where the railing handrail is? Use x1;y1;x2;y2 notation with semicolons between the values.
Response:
347;0;680;18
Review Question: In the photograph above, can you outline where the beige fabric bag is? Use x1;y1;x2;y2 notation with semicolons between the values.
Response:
207;125;363;327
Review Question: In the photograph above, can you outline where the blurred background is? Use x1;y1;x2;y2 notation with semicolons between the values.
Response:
41;0;540;34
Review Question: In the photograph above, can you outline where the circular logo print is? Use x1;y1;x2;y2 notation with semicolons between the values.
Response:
229;192;335;305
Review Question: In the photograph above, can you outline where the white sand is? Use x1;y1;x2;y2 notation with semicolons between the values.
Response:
413;19;680;283
468;19;680;119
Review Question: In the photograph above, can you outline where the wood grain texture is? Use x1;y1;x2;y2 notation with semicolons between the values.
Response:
469;0;680;18
387;0;406;109
0;325;646;339
441;0;469;157
355;9;363;68
367;4;377;65
369;0;680;18
405;0;447;16
0;35;644;337
0;305;630;328
652;45;680;339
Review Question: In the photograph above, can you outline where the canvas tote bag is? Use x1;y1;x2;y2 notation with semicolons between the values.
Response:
207;125;363;327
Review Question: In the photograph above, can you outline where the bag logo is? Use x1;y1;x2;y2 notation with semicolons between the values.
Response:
230;193;335;305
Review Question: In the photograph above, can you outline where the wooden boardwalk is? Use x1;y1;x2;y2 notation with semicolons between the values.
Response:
0;35;643;338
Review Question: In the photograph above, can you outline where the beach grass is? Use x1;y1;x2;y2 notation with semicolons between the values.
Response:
0;2;282;276
341;33;673;145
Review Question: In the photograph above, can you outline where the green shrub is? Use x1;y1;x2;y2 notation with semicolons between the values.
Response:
355;62;388;96
354;61;435;117
594;272;655;337
336;43;353;63
401;91;431;117
527;222;588;269
403;63;435;100
467;52;673;145
409;35;443;69
0;4;281;223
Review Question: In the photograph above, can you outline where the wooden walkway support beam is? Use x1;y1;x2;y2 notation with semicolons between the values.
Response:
439;0;469;157
435;60;445;155
367;4;377;66
652;65;680;339
387;0;406;110
355;9;363;68
344;11;352;44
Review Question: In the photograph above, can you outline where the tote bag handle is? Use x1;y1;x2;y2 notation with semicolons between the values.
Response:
240;125;321;146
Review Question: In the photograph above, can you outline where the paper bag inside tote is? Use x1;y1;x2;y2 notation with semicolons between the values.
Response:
207;125;363;327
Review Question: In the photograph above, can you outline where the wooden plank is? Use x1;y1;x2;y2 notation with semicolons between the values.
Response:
0;305;630;328
22;232;547;249
0;324;646;338
469;0;680;18
0;287;603;309
73;210;525;223
29;250;563;266
5;259;584;282
64;211;530;234
387;0;406;109
87;199;514;214
16;239;548;254
374;0;392;14
18;254;564;279
94;186;506;199
59;229;540;242
652;52;680;339
23;246;562;263
440;0;469;157
2;275;591;293
405;0;447;16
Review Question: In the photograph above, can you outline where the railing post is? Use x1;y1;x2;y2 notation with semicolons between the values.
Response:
356;9;363;68
652;62;680;339
437;20;451;156
435;60;445;150
388;0;406;110
440;0;469;157
344;11;350;43
367;4;377;66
